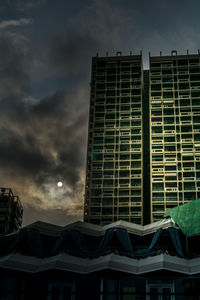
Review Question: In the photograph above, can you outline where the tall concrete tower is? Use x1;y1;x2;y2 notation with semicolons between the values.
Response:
84;50;200;225
84;53;145;225
149;51;200;222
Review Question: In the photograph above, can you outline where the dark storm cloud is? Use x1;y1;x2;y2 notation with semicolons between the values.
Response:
65;0;200;60
5;0;47;11
1;0;200;227
0;132;50;174
9;90;88;185
0;89;88;206
48;32;100;85
0;22;90;225
0;32;30;100
0;18;32;30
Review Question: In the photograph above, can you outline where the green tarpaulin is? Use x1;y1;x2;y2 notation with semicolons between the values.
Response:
164;199;200;237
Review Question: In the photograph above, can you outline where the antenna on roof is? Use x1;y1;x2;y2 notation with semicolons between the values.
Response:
116;51;122;56
171;50;177;56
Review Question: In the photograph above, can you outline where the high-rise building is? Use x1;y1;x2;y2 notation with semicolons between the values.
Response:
150;51;200;222
84;53;145;225
84;51;200;225
0;187;23;235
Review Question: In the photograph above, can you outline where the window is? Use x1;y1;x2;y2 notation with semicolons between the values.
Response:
48;282;73;300
146;282;175;300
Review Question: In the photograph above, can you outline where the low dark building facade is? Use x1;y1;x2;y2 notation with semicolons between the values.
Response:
1;201;200;299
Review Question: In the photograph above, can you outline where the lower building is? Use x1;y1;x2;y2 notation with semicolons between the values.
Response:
0;188;23;235
0;200;200;299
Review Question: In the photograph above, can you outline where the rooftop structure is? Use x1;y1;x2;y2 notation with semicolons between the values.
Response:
0;188;23;235
164;198;200;236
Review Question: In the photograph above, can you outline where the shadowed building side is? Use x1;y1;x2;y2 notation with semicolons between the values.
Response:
84;53;144;225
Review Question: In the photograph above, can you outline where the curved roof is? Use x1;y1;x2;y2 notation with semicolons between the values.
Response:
164;199;200;237
24;218;177;236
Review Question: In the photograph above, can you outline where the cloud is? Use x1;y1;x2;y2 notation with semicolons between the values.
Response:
0;26;90;226
48;32;100;85
1;0;200;228
0;18;33;30
0;88;88;224
5;0;47;11
23;204;82;226
0;32;31;112
66;0;140;53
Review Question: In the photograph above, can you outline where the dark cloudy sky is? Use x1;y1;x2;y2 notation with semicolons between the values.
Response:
1;0;200;226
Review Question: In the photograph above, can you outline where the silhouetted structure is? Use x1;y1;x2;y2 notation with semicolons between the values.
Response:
0;188;23;235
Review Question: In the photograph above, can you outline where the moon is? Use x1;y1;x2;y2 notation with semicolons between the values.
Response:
57;181;63;187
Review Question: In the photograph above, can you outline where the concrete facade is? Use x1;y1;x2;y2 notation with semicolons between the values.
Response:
84;51;200;225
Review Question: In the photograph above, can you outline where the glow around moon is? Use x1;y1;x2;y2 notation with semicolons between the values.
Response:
57;181;63;187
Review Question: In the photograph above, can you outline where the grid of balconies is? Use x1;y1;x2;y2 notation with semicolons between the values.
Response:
150;54;200;222
84;55;143;225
